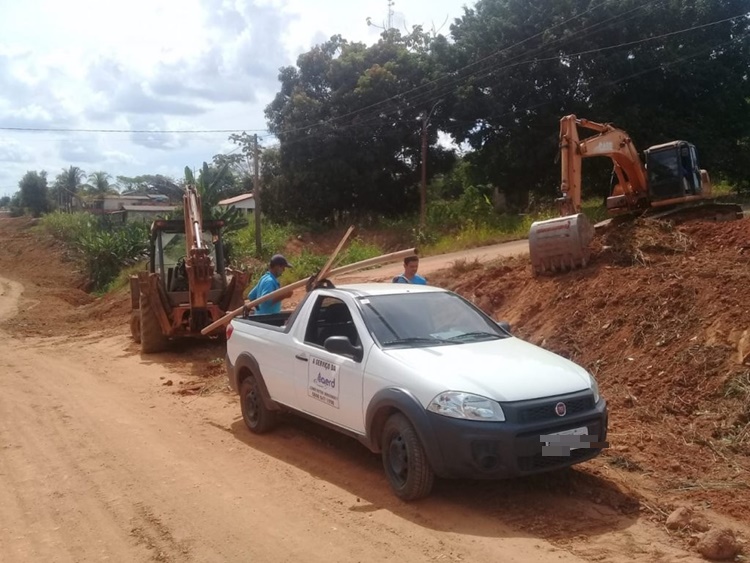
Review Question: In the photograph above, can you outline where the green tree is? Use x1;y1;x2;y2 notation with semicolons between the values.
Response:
0;195;10;207
52;166;86;212
183;162;246;233
85;171;117;195
440;0;750;205
265;29;455;223
18;170;49;217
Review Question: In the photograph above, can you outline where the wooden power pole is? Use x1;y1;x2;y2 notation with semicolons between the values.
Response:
420;100;442;229
253;134;262;258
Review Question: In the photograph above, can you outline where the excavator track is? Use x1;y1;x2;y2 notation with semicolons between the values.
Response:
644;201;744;224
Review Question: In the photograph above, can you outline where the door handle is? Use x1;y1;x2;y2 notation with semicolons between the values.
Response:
295;354;308;362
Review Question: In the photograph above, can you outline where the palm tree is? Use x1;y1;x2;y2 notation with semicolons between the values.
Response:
83;171;118;209
54;166;86;212
87;171;115;195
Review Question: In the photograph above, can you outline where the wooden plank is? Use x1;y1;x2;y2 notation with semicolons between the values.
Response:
314;225;354;285
200;247;417;335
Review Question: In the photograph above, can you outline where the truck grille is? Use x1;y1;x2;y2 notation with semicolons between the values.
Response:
518;396;594;423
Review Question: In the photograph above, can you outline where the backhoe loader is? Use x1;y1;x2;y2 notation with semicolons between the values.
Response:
129;185;249;353
528;114;743;274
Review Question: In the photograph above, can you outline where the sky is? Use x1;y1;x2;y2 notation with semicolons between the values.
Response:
0;0;470;197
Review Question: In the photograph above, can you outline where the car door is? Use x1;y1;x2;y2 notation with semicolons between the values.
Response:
292;295;366;434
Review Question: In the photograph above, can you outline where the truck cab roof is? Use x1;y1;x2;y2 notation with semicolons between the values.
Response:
332;283;445;297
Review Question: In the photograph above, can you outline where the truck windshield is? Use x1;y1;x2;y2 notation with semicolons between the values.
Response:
156;232;216;276
358;292;508;348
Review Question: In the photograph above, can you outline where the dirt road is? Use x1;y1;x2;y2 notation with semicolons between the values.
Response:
0;273;711;563
338;239;529;283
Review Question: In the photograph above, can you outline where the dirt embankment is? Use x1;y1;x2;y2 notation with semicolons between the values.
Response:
432;218;750;525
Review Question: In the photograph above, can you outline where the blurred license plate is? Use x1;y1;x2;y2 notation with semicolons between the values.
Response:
543;426;588;450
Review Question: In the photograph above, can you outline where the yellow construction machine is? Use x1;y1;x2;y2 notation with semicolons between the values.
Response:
528;114;743;274
129;185;249;353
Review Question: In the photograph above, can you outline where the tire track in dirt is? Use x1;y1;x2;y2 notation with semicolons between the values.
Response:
0;277;22;323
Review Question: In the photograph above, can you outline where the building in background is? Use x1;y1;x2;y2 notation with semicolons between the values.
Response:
218;193;255;215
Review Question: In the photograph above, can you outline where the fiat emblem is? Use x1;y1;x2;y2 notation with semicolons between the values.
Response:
554;402;567;417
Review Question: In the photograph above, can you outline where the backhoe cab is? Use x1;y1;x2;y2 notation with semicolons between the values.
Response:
529;115;742;275
129;186;248;353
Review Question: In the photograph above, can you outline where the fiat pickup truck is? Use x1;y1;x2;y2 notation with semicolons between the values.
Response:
225;283;608;500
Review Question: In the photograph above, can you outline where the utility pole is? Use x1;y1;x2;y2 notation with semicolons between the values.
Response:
253;134;262;258
420;100;442;229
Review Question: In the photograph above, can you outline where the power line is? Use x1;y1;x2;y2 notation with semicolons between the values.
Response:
300;0;662;136
0;126;270;134
262;7;747;142
1;8;745;143
261;0;617;140
266;9;747;141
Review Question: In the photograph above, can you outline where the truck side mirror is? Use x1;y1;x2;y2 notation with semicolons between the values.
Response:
324;336;363;362
497;321;511;334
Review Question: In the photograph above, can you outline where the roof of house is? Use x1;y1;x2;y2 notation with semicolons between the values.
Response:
104;195;152;200
122;205;178;212
218;193;254;206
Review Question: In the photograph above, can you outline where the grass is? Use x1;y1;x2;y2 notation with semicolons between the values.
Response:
100;262;147;296
420;197;607;256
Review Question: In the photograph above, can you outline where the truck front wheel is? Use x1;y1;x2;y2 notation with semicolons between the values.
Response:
240;376;278;434
381;413;435;500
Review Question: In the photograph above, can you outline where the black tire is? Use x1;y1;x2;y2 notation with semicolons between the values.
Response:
130;311;141;344
240;376;278;434
381;413;435;500
139;292;168;354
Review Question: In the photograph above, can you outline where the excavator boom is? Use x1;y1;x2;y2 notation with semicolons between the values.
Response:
529;114;741;275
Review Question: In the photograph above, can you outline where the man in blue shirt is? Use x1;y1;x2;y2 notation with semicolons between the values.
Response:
248;254;294;314
392;255;427;284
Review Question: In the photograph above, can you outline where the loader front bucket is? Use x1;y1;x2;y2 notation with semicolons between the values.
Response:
529;213;594;275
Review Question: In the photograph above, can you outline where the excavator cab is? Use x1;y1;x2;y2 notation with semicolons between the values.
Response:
645;141;704;201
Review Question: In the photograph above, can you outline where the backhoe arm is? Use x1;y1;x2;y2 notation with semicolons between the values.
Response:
558;115;649;214
183;185;214;309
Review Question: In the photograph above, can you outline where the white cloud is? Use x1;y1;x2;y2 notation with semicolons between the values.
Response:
0;138;34;163
0;0;468;198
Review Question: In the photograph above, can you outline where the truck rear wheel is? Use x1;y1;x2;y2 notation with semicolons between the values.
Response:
381;413;434;500
139;292;168;354
240;376;278;434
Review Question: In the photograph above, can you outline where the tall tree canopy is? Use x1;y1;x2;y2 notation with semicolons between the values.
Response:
264;0;749;218
441;0;750;200
265;29;456;223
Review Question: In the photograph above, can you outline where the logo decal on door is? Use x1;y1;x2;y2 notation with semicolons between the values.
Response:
308;356;340;408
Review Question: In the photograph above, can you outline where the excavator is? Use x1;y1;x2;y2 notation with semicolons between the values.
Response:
129;185;249;353
528;114;743;274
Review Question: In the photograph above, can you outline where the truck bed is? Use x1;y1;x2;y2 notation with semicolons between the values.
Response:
233;311;294;332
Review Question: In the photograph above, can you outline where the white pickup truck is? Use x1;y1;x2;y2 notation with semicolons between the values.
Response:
225;283;608;500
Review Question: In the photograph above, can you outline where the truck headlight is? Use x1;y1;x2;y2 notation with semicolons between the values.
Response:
427;392;505;422
589;374;600;403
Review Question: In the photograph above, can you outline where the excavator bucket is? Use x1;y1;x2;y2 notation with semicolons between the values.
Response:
529;213;594;275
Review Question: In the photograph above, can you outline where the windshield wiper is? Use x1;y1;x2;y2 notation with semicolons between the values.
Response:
446;331;504;341
382;337;455;346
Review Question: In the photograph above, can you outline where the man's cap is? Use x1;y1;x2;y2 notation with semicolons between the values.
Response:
270;254;293;268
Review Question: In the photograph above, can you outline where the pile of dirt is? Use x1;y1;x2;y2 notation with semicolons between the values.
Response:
431;217;750;522
0;216;130;338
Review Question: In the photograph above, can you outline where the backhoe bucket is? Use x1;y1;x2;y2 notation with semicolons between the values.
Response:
529;213;593;275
